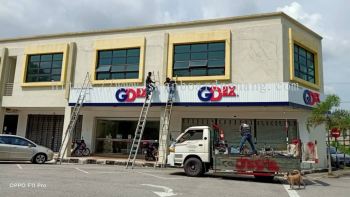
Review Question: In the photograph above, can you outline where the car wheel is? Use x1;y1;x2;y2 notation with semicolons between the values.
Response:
33;153;47;164
184;157;203;177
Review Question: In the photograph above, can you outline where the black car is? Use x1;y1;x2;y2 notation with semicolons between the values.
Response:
328;146;350;167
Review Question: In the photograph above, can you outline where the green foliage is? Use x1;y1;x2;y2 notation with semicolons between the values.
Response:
331;141;350;155
307;94;341;131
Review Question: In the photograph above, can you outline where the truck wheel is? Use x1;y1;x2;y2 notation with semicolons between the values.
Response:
184;157;203;177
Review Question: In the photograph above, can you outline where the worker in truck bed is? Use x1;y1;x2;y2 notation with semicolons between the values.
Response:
238;122;257;155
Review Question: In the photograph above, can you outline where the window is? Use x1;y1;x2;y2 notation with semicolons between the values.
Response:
177;130;203;143
95;48;140;80
11;137;32;146
0;136;12;144
294;44;315;84
0;136;33;146
173;42;225;77
26;53;63;82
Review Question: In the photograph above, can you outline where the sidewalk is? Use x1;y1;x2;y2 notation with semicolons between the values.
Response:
54;155;157;167
304;167;350;178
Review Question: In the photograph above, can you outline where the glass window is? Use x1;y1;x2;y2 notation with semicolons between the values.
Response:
12;137;31;146
294;44;316;84
26;53;63;82
96;65;111;72
177;130;203;143
0;136;12;144
95;48;140;80
173;42;225;77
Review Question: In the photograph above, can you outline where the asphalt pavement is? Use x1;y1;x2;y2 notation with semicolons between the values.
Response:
0;162;349;197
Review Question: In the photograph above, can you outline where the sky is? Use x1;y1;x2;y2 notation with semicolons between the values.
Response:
0;0;349;109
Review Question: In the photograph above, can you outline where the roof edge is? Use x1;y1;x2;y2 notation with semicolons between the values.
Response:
0;11;322;43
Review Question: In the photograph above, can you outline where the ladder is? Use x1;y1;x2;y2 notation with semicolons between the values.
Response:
56;73;91;164
126;90;154;169
155;96;174;167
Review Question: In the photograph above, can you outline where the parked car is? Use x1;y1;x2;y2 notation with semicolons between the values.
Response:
0;134;54;164
328;146;350;167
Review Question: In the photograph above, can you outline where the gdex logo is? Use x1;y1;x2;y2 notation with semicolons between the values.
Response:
198;86;237;102
115;88;146;102
303;90;320;105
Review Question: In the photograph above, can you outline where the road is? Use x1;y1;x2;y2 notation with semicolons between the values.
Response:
0;162;349;197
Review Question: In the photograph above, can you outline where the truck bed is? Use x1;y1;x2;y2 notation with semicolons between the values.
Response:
213;154;300;175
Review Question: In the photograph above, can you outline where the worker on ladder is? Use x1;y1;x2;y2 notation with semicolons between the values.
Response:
164;77;176;101
146;72;155;99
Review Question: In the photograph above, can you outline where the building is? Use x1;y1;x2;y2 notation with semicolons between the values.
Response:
0;12;326;169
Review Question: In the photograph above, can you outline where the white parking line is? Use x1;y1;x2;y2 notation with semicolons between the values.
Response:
16;164;23;169
75;167;89;174
136;171;183;180
283;184;300;197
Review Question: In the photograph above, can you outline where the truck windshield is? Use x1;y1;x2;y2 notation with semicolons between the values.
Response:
177;130;203;143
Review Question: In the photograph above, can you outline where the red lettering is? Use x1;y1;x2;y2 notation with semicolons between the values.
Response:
210;86;222;101
235;157;248;170
222;86;236;97
126;89;137;102
254;160;265;171
229;86;236;96
267;160;280;172
311;92;320;105
137;88;146;97
235;158;280;172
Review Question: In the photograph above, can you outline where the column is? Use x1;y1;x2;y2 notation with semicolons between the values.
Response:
61;106;72;157
0;48;8;134
158;106;169;166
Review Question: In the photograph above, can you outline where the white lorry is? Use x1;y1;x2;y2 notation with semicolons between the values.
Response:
167;126;300;179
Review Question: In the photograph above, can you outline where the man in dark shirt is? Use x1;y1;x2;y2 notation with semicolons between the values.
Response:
146;72;155;98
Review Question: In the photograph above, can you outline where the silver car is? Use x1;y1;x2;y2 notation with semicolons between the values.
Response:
0;134;54;164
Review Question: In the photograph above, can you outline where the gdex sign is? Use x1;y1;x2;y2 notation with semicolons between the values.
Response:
303;90;320;106
115;88;146;102
198;86;237;102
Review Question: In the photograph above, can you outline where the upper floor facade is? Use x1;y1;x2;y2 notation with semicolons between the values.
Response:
0;12;324;108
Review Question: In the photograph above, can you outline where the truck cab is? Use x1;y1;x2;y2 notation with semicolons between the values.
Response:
168;126;213;176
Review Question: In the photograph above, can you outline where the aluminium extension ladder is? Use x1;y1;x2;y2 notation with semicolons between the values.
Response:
155;96;174;168
56;73;91;164
126;90;154;169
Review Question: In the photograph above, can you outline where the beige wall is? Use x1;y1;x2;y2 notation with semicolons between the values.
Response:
0;15;288;109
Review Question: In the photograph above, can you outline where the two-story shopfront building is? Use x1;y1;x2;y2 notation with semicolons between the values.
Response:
0;12;326;168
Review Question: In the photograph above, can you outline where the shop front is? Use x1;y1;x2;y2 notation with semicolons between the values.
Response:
94;119;159;157
69;82;326;167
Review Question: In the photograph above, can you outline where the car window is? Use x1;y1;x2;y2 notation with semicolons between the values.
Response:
12;137;31;146
329;147;337;154
0;138;5;144
0;136;13;145
177;130;203;143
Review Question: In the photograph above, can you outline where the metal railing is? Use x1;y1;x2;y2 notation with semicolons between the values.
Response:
4;83;14;96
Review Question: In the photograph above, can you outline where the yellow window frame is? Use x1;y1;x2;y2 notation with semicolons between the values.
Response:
21;43;69;87
289;28;320;90
92;37;145;85
167;30;231;82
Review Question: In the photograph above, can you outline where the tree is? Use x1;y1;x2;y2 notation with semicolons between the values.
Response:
306;94;341;175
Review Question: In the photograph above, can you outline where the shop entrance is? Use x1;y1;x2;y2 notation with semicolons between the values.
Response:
95;119;159;157
2;115;18;135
